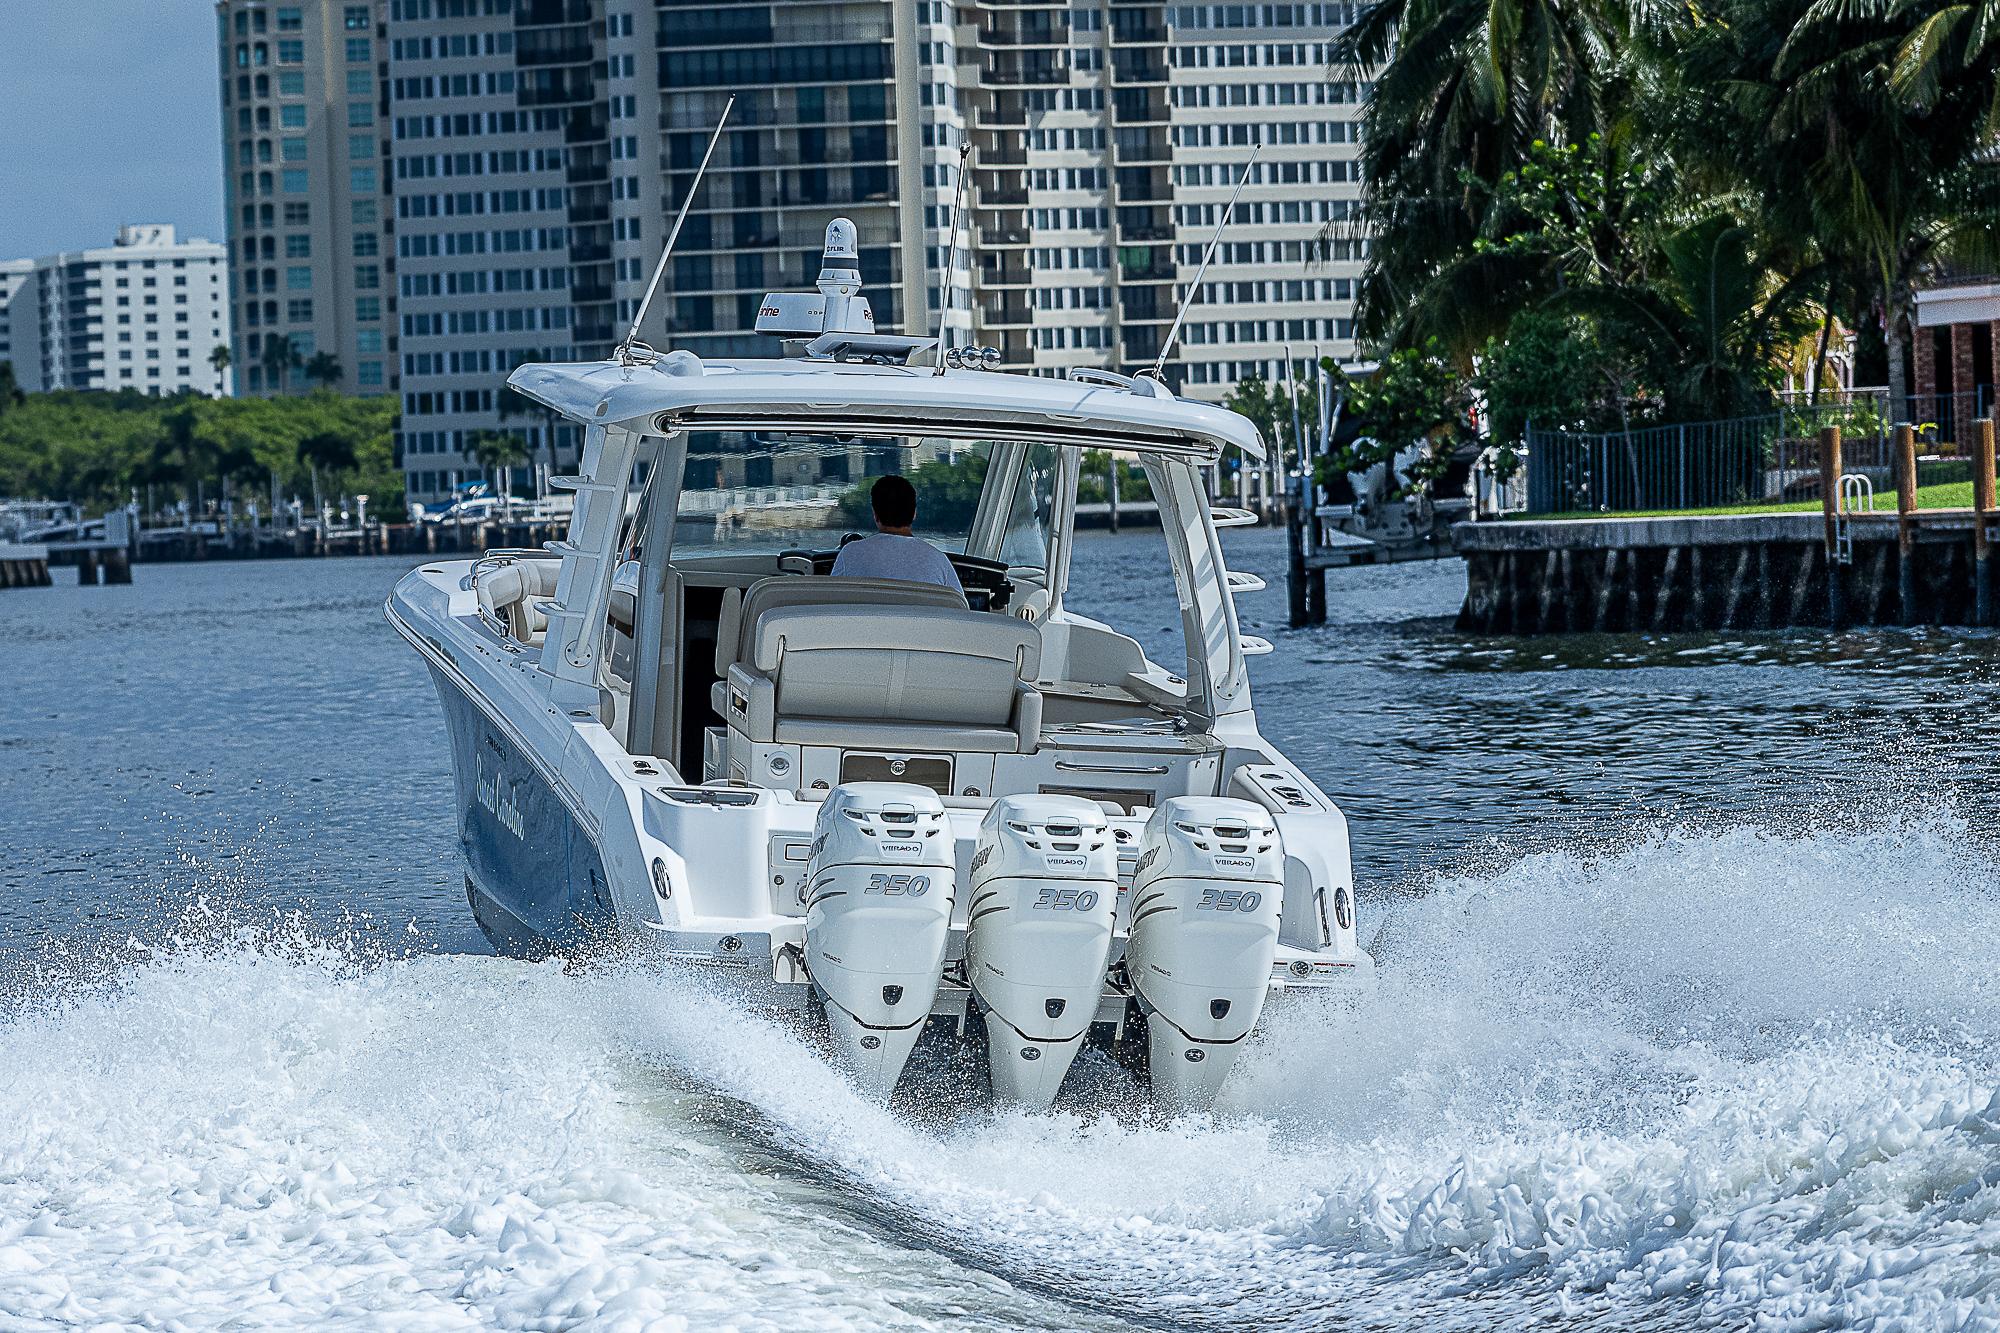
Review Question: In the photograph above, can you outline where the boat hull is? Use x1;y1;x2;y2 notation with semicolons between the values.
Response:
429;662;615;955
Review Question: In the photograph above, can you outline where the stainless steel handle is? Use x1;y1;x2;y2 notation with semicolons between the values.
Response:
1053;761;1171;775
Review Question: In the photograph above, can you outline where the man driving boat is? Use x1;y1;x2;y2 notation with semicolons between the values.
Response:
830;475;964;592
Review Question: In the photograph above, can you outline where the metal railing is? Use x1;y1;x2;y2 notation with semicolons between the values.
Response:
1523;400;1907;515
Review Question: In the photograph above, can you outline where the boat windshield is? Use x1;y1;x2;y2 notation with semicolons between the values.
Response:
666;432;1059;572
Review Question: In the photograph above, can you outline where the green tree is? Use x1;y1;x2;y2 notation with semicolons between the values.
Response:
303;352;344;389
1332;0;1620;358
1322;342;1473;496
1770;4;2000;412
465;428;530;498
208;344;231;375
260;334;301;395
298;429;359;515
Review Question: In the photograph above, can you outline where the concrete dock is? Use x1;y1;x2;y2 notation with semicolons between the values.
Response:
0;543;52;589
1454;510;1996;633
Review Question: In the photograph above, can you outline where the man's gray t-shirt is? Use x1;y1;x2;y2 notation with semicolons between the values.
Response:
831;533;963;591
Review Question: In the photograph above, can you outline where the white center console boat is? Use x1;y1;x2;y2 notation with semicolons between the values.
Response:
388;221;1374;1110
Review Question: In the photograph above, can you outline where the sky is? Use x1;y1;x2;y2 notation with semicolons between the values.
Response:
0;2;224;260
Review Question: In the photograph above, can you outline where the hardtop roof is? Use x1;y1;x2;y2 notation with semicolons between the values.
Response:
506;354;1266;462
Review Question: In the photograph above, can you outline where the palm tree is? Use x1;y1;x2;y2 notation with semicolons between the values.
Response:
1332;0;1620;356
260;334;300;396
465;428;530;500
1769;0;2000;417
1859;0;2000;123
0;360;22;413
297;430;357;517
304;352;344;390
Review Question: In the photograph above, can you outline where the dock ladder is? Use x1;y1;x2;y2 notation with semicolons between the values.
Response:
1835;473;1875;565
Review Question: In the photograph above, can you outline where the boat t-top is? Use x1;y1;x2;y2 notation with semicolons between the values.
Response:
388;219;1374;1110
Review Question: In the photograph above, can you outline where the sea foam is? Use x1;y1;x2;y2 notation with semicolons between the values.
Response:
2;817;1997;1331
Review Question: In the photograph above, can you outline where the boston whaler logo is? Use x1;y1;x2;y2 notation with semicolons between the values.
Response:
475;755;527;841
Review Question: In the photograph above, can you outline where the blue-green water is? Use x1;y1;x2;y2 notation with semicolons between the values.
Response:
3;533;1998;1331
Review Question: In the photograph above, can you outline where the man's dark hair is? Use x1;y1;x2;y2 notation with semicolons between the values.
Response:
870;474;918;528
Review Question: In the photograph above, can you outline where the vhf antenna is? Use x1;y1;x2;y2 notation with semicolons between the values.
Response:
617;95;735;368
1145;144;1261;384
932;138;973;376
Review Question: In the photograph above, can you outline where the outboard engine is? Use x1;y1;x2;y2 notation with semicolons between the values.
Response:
803;783;955;1097
964;795;1118;1109
1125;797;1284;1109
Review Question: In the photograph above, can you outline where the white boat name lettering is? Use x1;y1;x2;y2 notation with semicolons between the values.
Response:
475;758;527;841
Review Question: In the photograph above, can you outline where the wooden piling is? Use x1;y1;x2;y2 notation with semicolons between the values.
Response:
1896;424;1918;626
1976;418;1996;627
1820;426;1845;629
1286;501;1308;629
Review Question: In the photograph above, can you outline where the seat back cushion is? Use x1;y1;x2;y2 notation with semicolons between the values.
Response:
752;605;1038;728
718;575;968;676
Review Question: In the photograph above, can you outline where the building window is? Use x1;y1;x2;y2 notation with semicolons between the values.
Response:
346;70;372;96
279;71;305;96
285;234;311;258
281;105;306;129
277;7;303;31
286;266;312;290
282;137;308;162
351;199;377;224
347;102;374;128
355;297;381;321
352;232;378;257
345;37;370;62
348;133;374;161
354;265;380;289
284;202;310;225
282;168;308;193
278;39;303;64
357;329;384;353
350;166;377;193
357;360;384;388
287;299;314;322
345;5;371;29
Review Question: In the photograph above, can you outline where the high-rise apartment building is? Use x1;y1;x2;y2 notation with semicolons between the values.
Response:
966;0;1365;397
215;0;395;396
0;260;31;381
387;0;972;501
221;0;1367;498
389;0;611;498
2;226;232;394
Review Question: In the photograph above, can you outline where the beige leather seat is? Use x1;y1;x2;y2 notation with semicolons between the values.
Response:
720;604;1042;754
713;575;969;679
475;558;561;644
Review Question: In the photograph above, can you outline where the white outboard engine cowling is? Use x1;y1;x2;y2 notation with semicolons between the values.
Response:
803;783;955;1098
965;795;1118;1108
1125;797;1284;1109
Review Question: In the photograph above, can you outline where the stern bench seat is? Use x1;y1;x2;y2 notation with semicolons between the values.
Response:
719;604;1042;756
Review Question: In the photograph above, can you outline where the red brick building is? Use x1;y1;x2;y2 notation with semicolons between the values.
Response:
1912;275;1998;445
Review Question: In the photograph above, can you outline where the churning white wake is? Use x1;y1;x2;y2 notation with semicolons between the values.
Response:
4;817;1999;1331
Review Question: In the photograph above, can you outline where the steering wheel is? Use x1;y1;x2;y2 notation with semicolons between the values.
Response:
773;543;1014;612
